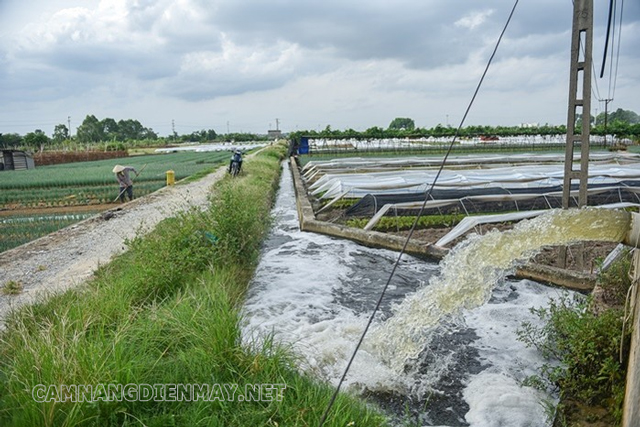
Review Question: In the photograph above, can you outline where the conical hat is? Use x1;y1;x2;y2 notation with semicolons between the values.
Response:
112;165;125;173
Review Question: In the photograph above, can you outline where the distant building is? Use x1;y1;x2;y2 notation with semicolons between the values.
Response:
267;129;282;140
520;122;540;128
1;150;35;171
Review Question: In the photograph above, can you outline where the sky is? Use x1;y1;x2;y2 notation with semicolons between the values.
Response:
0;0;638;137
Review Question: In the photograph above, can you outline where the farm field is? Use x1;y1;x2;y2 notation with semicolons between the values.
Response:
1;151;230;209
0;212;99;253
0;150;230;253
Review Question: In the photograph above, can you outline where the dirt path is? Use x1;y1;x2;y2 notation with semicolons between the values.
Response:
0;167;228;329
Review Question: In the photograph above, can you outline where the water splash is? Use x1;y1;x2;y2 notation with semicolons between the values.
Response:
367;208;630;371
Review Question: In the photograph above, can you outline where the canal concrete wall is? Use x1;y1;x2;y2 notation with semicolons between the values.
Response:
623;251;640;427
290;156;598;291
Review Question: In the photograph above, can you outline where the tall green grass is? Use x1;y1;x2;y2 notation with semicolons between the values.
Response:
0;144;387;426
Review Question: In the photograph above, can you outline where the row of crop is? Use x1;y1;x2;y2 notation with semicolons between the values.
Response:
346;213;467;231
0;213;97;253
0;181;166;208
0;151;230;190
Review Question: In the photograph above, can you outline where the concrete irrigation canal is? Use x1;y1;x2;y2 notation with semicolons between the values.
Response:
243;157;640;426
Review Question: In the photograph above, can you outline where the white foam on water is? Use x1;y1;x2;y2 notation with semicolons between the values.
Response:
461;279;569;427
463;372;548;427
243;238;419;393
243;163;427;392
367;208;629;371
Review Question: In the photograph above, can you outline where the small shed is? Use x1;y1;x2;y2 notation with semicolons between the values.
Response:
1;150;35;171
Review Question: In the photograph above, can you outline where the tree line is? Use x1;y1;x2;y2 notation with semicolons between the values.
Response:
290;109;640;141
0;114;269;151
1;109;639;151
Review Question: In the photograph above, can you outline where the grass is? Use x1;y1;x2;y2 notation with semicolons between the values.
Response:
1;281;23;295
346;213;466;231
0;143;387;427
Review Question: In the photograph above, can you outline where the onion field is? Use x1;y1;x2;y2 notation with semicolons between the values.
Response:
0;213;99;253
0;151;230;209
0;150;230;253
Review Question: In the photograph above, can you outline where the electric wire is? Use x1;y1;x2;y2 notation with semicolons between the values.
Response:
611;0;624;100
607;0;617;98
601;0;615;78
580;31;602;109
316;1;521;425
597;0;625;123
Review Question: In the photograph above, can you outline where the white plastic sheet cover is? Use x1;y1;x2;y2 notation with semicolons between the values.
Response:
309;163;640;199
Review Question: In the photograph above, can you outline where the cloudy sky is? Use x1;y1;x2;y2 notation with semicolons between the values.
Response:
1;0;638;137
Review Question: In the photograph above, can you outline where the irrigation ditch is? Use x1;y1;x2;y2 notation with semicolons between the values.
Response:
0;143;389;426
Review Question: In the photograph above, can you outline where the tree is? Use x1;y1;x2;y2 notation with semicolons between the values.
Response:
117;119;154;140
596;108;640;126
608;108;640;124
205;129;217;141
0;133;23;148
575;113;595;129
77;115;104;142
52;124;70;143
101;118;119;141
24;129;50;152
388;117;415;131
364;126;385;138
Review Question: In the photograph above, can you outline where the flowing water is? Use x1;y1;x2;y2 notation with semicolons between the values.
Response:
242;163;630;426
367;209;629;371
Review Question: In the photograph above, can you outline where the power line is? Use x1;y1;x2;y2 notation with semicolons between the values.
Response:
607;0;617;98
611;0;624;101
600;0;615;78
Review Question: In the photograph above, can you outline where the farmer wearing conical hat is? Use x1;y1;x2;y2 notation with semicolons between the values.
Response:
113;165;138;202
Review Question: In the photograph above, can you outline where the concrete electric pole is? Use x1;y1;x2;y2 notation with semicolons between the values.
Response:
563;0;593;210
560;0;593;268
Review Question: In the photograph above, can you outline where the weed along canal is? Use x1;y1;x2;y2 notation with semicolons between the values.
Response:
243;162;585;426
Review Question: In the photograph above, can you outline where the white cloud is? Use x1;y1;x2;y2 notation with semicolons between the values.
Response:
0;0;639;136
455;10;494;30
170;36;325;101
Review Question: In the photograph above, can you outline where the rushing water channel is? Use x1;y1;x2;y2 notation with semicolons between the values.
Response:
242;163;618;426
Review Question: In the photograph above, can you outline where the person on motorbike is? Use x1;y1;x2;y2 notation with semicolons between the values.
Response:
228;149;243;174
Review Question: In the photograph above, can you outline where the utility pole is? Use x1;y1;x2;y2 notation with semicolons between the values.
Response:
227;121;230;134
172;119;176;142
560;0;593;268
602;98;613;147
67;116;71;138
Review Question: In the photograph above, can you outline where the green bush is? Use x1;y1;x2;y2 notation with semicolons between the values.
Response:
517;293;630;425
597;248;633;306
